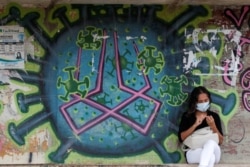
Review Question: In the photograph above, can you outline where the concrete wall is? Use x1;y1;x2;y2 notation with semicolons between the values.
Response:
0;2;249;165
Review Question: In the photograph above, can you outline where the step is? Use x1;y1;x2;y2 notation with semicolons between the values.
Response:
166;164;250;167
1;165;250;167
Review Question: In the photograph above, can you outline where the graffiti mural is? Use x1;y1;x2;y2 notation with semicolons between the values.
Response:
0;3;248;165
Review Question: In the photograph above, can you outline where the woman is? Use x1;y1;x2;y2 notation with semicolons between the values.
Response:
178;86;223;167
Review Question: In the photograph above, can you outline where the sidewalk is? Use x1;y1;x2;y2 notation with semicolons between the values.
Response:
1;165;250;167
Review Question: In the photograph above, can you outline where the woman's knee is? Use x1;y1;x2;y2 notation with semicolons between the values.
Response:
204;139;218;147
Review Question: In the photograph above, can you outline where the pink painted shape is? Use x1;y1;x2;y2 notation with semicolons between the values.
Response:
225;6;250;28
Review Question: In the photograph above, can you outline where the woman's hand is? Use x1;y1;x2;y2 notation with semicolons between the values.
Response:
195;113;206;127
194;117;203;127
206;115;216;128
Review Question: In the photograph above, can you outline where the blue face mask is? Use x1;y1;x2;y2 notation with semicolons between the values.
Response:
196;101;210;112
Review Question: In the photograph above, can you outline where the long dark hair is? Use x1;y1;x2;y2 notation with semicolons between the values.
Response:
187;86;211;115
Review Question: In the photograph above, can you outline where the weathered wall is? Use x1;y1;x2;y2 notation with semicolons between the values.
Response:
0;2;249;165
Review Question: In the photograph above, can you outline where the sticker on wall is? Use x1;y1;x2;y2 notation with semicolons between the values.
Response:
0;25;25;69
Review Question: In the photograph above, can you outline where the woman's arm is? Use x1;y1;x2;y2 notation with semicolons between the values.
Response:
206;115;224;144
180;116;203;141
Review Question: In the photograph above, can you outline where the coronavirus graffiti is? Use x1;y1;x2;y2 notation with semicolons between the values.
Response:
0;3;247;165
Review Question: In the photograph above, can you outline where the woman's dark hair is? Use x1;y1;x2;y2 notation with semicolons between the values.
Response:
187;86;211;115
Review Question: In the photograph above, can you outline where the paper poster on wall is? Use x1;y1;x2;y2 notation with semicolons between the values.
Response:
0;25;25;69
